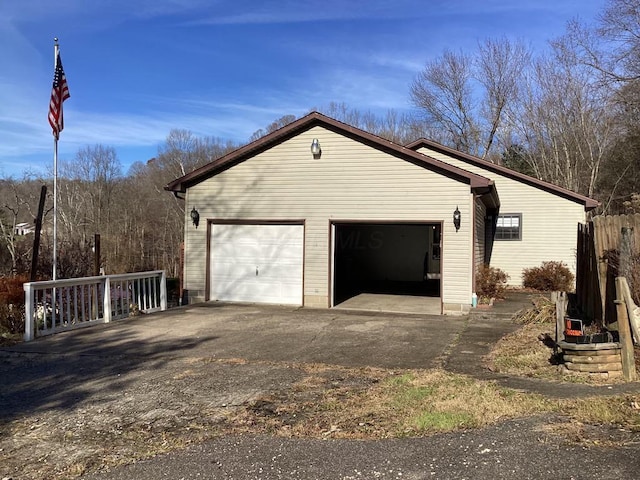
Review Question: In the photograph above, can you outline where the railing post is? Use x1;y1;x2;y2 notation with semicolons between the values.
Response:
554;291;567;355
160;271;167;311
24;282;35;341
103;276;112;323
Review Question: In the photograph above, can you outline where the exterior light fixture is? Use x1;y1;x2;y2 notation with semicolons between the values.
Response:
310;138;321;157
453;206;461;231
190;207;200;228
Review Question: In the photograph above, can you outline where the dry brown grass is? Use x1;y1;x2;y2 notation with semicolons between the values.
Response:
511;295;557;324
228;365;640;443
486;322;561;380
566;395;640;427
228;366;556;439
487;313;640;384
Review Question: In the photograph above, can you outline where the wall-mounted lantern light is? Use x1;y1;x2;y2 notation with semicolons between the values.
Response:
190;207;200;228
310;138;321;158
453;206;461;231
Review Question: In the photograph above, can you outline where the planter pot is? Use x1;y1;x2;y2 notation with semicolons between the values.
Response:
564;332;615;344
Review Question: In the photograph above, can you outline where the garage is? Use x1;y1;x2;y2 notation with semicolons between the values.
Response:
168;112;505;313
209;223;304;305
332;222;441;306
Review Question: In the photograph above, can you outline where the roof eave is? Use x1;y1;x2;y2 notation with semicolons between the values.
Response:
407;138;600;212
585;199;600;211
472;182;500;210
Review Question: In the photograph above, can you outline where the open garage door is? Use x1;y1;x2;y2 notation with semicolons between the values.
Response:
209;223;304;305
332;222;441;307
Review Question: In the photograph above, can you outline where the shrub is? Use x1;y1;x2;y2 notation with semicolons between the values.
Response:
522;261;574;292
476;264;509;301
166;277;181;307
0;275;27;337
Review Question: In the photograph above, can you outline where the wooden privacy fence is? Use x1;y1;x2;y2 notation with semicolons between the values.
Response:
577;214;640;324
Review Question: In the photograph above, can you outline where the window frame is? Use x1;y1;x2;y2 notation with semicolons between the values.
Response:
495;213;522;241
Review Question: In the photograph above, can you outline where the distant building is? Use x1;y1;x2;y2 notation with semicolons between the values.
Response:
15;222;35;235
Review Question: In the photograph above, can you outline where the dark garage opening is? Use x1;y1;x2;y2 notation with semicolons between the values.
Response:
333;223;441;305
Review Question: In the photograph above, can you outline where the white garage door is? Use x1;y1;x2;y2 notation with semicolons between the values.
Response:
209;223;304;305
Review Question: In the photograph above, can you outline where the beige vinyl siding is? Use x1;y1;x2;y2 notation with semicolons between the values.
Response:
416;146;585;286
474;198;486;288
185;126;475;307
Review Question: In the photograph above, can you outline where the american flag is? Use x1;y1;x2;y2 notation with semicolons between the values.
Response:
48;52;70;139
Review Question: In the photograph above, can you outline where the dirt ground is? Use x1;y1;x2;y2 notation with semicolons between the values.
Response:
0;350;411;479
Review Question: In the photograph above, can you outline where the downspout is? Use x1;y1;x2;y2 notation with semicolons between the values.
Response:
470;192;478;307
471;193;477;296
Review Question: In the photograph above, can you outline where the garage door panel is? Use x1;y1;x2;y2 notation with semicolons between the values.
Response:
256;264;302;281
212;260;303;276
210;224;303;305
255;247;304;265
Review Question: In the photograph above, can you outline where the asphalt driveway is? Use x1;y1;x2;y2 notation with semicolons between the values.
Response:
5;302;467;369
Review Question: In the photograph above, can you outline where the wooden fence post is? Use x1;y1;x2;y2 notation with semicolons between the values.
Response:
30;185;47;282
615;277;637;381
593;217;608;323
94;233;101;277
620;227;634;279
555;291;567;354
620;277;640;345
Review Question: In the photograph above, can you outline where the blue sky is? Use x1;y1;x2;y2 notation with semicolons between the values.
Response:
0;0;606;178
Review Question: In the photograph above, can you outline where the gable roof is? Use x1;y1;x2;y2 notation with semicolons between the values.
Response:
406;138;599;211
165;112;498;208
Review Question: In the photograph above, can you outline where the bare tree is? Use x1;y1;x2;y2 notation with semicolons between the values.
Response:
156;129;201;179
249;115;298;142
320;102;431;145
322;102;364;127
411;39;530;159
0;202;20;275
411;49;481;154
593;77;640;212
53;145;123;274
122;131;239;276
600;0;640;78
476;38;531;160
507;39;614;198
564;0;640;83
56;177;90;241
154;129;238;183
556;0;640;212
60;145;122;233
0;179;44;275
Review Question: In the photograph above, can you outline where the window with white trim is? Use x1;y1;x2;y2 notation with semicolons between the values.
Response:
496;214;522;240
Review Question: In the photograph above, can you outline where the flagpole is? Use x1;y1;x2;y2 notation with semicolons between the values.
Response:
53;38;59;281
49;37;69;282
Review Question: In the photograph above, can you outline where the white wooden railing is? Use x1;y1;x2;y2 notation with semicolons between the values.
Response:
23;271;167;341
